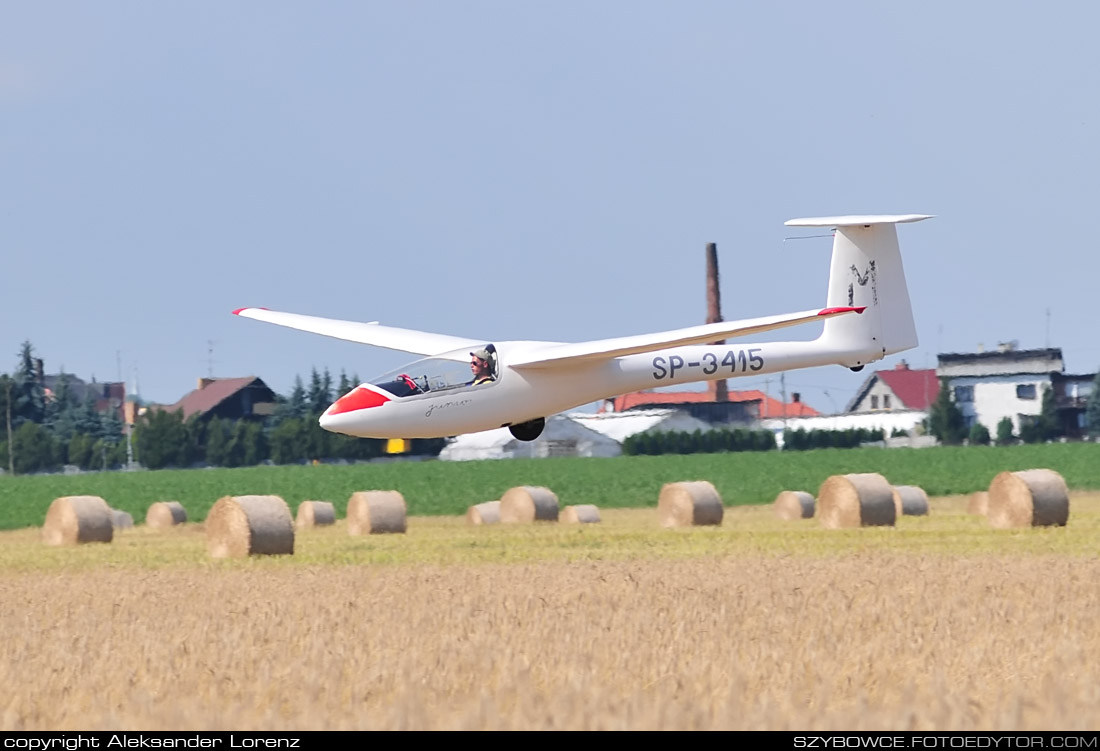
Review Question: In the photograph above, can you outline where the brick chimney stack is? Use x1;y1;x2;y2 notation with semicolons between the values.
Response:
706;242;728;402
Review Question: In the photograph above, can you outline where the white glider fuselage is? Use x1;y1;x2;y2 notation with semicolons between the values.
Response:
317;336;878;439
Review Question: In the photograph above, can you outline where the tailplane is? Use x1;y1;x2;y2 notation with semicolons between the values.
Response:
785;214;931;369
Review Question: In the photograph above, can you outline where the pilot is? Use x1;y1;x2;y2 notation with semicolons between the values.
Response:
469;347;495;385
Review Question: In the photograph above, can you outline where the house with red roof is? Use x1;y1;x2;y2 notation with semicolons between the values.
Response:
157;377;277;422
845;360;939;413
599;387;819;424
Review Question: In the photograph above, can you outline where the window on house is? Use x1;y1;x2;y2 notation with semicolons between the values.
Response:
871;395;879;409
1016;384;1037;400
954;385;974;402
883;394;891;409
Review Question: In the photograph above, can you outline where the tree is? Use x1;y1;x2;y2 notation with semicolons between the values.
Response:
136;409;189;469
928;380;967;445
12;341;46;427
1087;370;1100;438
11;421;58;474
1020;385;1060;444
996;416;1016;446
968;422;991;446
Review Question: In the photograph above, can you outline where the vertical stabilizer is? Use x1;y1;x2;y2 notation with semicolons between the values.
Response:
785;214;930;368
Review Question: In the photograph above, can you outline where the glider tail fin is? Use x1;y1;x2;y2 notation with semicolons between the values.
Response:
786;214;931;369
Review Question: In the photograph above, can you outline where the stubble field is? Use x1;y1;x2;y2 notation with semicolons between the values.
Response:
3;492;1100;731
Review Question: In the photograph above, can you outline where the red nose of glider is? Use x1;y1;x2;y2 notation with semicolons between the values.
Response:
324;387;390;416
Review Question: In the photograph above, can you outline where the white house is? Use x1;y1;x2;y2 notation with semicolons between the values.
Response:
936;345;1063;435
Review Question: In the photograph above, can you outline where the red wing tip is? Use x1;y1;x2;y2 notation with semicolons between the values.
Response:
818;306;867;316
232;307;269;315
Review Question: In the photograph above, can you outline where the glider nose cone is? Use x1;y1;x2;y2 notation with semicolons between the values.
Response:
319;387;391;433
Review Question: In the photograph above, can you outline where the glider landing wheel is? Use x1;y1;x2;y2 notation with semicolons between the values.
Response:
508;417;545;442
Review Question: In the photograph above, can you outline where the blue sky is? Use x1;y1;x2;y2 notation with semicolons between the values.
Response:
4;2;1099;416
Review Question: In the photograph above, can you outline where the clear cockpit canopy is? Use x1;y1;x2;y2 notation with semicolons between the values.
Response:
368;344;497;398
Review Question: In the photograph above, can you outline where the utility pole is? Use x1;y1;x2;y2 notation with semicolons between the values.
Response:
4;378;12;475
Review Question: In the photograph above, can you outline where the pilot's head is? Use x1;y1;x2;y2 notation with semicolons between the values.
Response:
470;347;492;374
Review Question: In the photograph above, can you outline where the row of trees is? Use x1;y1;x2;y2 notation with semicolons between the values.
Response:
623;427;776;456
1;341;444;474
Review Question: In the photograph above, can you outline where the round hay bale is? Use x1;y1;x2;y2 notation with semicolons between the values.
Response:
818;473;896;529
657;481;723;527
347;490;407;534
500;486;559;523
42;496;114;546
773;490;815;520
987;469;1069;529
466;500;501;525
561;504;601;524
110;508;134;529
968;490;990;516
892;485;930;517
146;501;187;528
206;495;295;558
295;500;336;529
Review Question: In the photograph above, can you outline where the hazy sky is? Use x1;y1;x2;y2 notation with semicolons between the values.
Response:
4;2;1099;417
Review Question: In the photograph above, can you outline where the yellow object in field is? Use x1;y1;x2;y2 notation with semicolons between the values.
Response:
385;438;409;454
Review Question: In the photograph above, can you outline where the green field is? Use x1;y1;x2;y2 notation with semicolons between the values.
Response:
2;442;1098;531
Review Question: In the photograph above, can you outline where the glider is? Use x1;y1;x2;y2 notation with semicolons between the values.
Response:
234;214;930;441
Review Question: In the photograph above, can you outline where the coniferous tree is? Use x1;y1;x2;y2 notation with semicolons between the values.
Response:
928;380;967;445
337;370;353;398
12;341;46;427
287;375;308;419
996;416;1016;446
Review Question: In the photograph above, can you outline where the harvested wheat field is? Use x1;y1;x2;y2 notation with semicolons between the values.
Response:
3;493;1100;731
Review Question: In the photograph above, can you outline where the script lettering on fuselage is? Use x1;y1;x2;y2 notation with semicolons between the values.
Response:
424;399;473;418
651;348;764;381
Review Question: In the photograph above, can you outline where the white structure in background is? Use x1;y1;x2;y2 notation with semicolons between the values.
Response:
568;408;715;444
438;408;713;461
937;344;1063;434
438;414;619;461
759;410;930;448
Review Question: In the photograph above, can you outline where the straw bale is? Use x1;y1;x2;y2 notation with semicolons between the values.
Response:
146;501;187;528
110;509;134;529
892;485;930;517
466;501;501;525
295;500;336;529
968;491;990;516
347;490;407;534
818;473;896;529
42;496;114;546
773;490;815;520
987;468;1069;529
500;486;560;523
561;504;601;524
206;495;295;558
658;481;724;527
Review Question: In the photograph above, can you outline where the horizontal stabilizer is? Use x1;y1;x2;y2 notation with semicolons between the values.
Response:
785;214;933;228
509;306;863;369
232;307;483;357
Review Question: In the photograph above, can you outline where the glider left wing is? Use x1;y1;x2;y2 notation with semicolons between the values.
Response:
508;306;864;369
233;307;484;357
